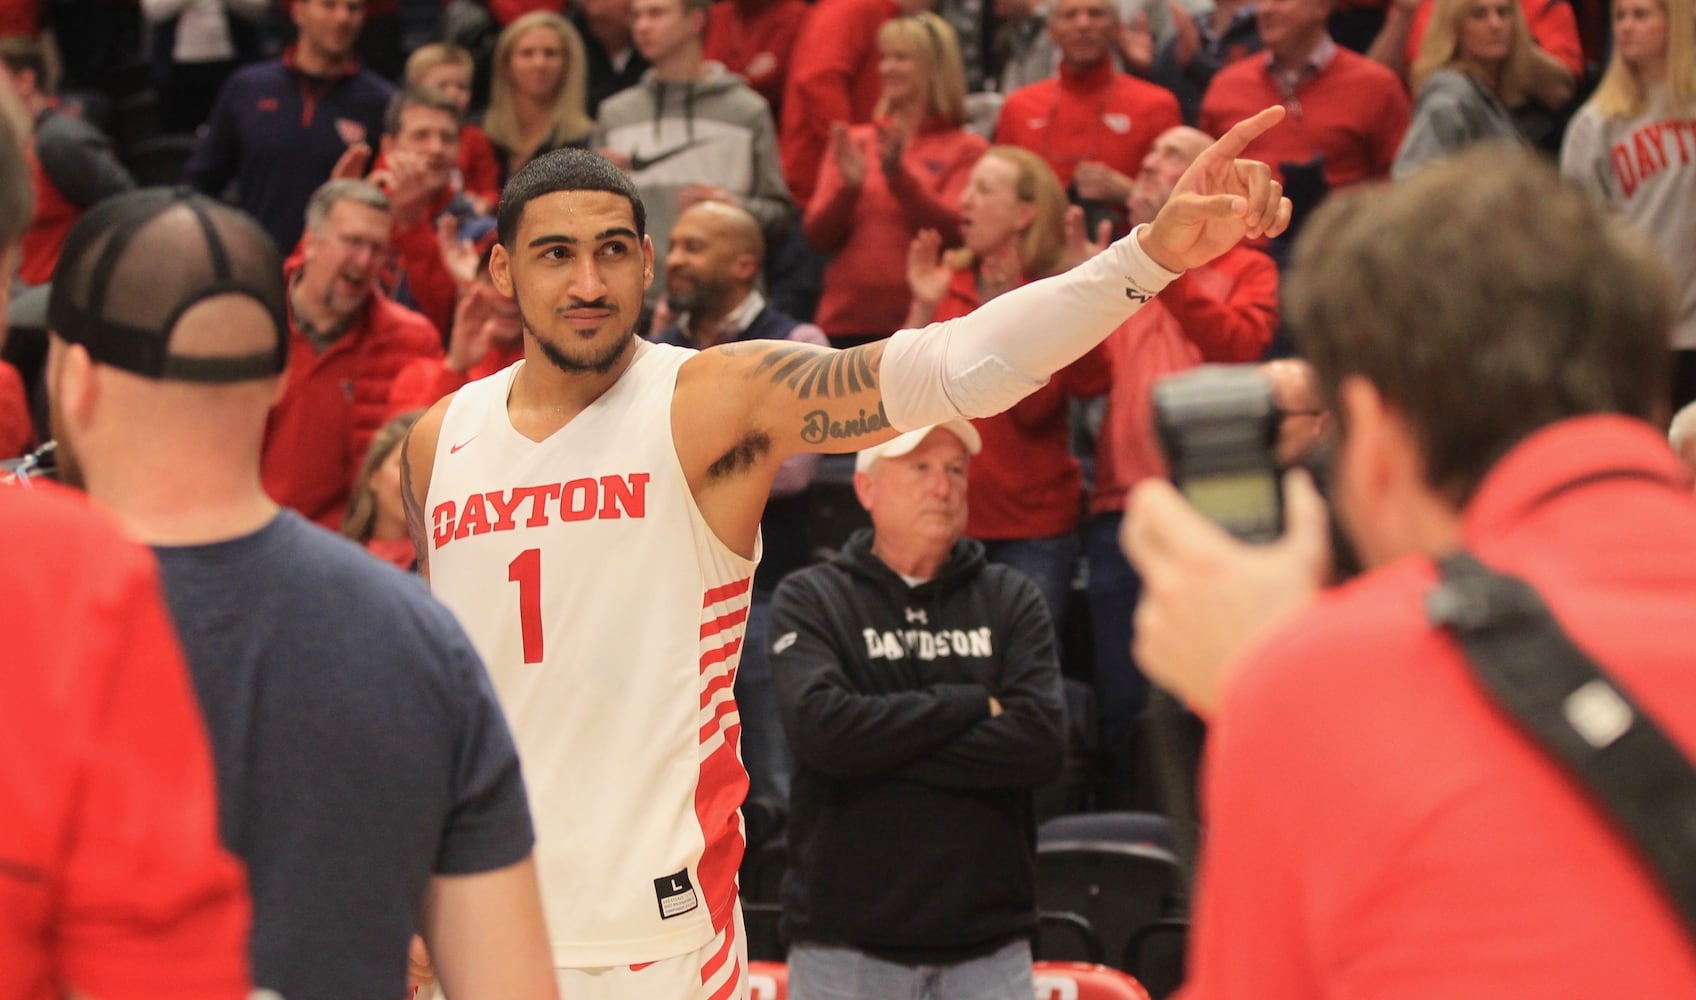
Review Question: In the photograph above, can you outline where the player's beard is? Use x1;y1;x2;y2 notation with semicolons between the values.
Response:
525;314;636;376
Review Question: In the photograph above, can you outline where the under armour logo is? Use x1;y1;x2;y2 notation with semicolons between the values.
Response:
904;607;927;625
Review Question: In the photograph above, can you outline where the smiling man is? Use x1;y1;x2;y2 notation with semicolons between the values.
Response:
401;112;1290;998
262;178;441;528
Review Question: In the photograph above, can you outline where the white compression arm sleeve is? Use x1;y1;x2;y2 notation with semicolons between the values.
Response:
879;224;1182;429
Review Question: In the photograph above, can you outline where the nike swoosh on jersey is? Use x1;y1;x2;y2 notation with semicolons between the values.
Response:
629;138;714;172
449;434;479;454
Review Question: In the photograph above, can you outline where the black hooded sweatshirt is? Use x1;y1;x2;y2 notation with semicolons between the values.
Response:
769;528;1066;963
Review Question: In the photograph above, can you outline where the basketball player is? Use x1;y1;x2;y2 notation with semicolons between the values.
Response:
402;105;1292;999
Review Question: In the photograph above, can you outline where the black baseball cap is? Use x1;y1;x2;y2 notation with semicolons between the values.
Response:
47;187;288;383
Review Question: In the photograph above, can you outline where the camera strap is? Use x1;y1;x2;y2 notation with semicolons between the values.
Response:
1425;551;1696;943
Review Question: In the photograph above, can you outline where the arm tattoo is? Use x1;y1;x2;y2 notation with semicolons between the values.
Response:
399;432;430;575
749;342;882;400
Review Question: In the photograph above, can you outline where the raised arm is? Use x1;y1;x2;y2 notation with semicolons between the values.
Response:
676;107;1291;552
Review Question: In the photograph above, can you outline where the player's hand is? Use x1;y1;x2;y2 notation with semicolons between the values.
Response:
1138;105;1291;272
830;122;868;189
1121;468;1329;716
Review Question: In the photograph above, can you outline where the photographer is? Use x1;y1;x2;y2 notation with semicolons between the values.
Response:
1125;144;1696;996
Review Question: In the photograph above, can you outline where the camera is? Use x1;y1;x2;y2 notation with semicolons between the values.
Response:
1153;366;1283;543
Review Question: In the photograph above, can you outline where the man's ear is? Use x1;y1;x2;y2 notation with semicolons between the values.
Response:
732;251;759;284
852;468;875;512
643;234;656;290
489;242;514;296
52;340;99;433
379;133;395;159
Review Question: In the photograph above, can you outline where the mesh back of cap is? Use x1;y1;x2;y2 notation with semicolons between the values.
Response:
47;188;288;383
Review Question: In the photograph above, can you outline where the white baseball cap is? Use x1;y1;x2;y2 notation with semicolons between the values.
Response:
854;420;983;473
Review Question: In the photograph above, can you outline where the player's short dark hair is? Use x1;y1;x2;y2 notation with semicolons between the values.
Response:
384;85;462;137
1287;144;1673;505
497;147;646;248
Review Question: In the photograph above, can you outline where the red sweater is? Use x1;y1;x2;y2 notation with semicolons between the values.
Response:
263;276;442;529
994;59;1183;189
1090;245;1278;514
1200;47;1409;190
804;118;985;341
20;142;75;285
779;0;896;207
932;268;1112;540
705;0;811;122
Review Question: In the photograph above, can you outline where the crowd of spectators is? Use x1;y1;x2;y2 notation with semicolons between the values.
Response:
2;0;1695;991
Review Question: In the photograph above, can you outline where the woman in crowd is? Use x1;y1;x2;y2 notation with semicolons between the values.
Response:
341;409;426;571
1393;0;1534;176
482;11;594;184
905;146;1109;635
1561;0;1696;406
804;12;985;348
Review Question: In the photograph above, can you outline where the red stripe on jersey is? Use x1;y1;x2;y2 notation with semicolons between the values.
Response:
699;637;742;673
700;605;750;640
699;697;740;743
705;963;742;1000
701;920;736;981
702;577;753;608
701;670;736;708
694;735;748;931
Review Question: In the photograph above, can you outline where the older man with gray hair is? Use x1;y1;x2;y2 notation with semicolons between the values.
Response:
770;420;1065;1000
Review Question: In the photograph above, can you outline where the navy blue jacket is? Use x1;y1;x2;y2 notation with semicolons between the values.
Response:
185;53;393;251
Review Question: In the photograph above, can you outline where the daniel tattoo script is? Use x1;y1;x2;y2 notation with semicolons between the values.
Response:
801;404;892;445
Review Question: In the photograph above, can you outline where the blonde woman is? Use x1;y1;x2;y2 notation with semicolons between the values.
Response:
483;11;594;184
341;409;426;570
1393;0;1534;176
803;12;987;347
904;146;1107;633
1561;0;1696;405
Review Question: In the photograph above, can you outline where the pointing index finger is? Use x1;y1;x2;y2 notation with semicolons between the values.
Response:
1198;105;1286;167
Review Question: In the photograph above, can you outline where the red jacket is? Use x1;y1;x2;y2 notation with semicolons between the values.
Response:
932;267;1112;540
779;0;896;207
994;59;1183;190
1200;47;1410;190
804;117;985;340
387;343;524;417
262;272;443;529
1091;245;1278;513
705;0;811;122
0;0;36;36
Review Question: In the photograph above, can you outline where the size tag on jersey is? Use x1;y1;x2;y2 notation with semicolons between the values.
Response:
654;869;699;919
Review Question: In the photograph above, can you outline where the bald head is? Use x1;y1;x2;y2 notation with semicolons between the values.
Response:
1262;358;1330;466
665;200;766;326
1129;126;1213;225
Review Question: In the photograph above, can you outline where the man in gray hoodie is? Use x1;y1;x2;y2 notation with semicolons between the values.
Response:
594;0;794;311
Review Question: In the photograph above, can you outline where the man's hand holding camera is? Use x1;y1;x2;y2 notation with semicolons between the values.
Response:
1122;469;1331;716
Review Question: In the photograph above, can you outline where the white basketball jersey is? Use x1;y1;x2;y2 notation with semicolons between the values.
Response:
426;340;755;967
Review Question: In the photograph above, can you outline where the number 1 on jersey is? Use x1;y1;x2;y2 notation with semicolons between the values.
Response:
507;548;543;664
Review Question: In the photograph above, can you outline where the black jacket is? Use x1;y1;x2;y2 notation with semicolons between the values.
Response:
769;529;1065;962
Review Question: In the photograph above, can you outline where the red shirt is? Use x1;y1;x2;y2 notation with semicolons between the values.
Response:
1406;0;1583;77
994;59;1183;189
0;484;251;1000
1091;245;1278;513
779;0;897;206
0;0;36;36
263;276;443;529
1183;416;1696;1000
804;118;985;340
19;140;76;285
705;0;811;121
1200;47;1410;189
931;267;1111;540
